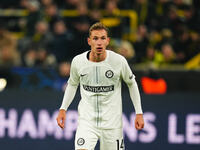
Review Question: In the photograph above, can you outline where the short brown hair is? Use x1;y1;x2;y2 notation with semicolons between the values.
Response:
89;22;109;37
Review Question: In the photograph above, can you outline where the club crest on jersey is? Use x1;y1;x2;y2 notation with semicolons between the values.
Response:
105;70;114;78
77;138;85;146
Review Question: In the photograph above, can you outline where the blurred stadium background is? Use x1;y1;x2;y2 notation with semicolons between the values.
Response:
0;0;200;150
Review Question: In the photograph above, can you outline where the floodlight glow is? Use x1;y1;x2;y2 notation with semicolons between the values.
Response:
0;78;7;91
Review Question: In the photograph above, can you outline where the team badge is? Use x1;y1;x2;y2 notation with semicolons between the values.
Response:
77;138;85;146
105;70;114;78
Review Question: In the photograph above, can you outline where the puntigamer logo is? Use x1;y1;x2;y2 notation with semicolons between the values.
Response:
83;85;114;93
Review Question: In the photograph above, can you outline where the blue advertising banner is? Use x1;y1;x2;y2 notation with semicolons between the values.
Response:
0;89;200;150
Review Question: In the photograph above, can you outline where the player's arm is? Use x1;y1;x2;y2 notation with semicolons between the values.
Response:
56;58;80;129
121;57;144;130
57;83;78;129
127;78;144;130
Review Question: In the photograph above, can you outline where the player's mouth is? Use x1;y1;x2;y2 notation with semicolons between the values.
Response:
96;47;103;52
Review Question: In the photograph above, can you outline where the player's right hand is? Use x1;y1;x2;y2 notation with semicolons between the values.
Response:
56;109;66;129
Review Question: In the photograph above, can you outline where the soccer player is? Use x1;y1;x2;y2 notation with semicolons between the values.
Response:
56;22;144;150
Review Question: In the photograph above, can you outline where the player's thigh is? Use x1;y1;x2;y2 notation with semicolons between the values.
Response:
75;125;99;150
100;128;125;150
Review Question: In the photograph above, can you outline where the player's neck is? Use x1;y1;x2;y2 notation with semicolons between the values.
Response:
89;51;106;62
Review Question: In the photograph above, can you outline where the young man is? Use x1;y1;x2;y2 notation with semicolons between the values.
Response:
56;22;144;150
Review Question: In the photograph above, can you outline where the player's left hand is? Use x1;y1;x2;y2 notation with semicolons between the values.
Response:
135;114;144;130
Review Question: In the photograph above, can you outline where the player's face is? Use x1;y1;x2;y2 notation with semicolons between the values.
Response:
88;29;110;55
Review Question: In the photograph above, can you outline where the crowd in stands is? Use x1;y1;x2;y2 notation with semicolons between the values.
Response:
0;0;200;74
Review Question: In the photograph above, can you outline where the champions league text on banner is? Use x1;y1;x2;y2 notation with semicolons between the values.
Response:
0;90;199;150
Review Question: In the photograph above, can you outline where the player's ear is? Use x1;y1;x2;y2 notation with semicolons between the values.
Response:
108;37;110;42
106;37;110;45
87;37;91;46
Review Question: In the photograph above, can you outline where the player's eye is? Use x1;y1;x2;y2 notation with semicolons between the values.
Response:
93;37;98;40
101;37;106;40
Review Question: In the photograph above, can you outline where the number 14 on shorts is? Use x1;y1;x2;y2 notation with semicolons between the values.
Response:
116;139;124;150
